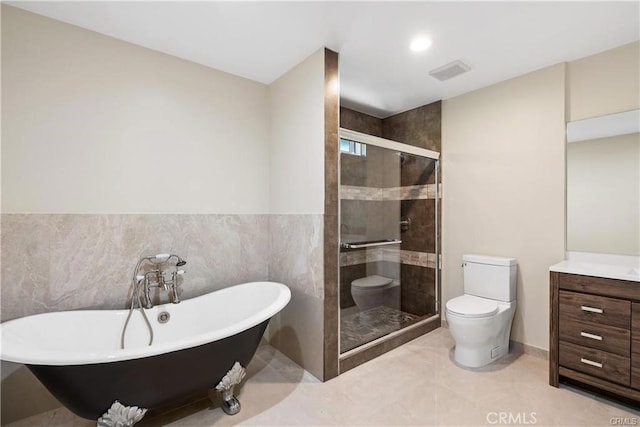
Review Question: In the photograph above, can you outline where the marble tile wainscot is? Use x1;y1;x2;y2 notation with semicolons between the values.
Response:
0;213;270;321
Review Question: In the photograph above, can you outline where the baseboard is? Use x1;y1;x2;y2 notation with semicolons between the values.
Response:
509;340;548;360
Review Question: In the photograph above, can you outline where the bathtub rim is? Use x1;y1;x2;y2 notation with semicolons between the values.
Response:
0;281;290;366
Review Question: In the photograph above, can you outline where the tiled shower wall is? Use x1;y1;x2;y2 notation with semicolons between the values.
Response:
0;214;325;323
386;103;441;316
340;102;441;157
339;103;442;317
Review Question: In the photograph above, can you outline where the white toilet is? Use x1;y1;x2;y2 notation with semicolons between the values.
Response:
351;275;400;311
445;254;517;368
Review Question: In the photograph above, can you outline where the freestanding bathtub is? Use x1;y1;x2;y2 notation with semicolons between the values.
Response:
0;281;290;422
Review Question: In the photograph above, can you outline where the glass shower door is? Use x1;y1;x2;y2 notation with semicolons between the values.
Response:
339;134;439;354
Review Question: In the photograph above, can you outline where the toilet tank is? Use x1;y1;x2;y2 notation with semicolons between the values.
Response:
463;254;517;302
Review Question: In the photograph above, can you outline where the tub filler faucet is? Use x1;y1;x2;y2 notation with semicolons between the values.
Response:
121;254;187;349
133;254;187;309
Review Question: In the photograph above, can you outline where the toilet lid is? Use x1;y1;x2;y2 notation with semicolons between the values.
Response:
352;275;394;289
446;295;498;318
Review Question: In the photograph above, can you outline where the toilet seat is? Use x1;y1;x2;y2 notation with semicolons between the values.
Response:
351;275;394;290
446;295;498;318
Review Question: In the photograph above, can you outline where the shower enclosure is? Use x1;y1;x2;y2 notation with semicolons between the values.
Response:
338;128;440;355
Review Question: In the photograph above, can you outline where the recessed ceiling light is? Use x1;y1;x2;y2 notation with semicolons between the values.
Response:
410;36;432;53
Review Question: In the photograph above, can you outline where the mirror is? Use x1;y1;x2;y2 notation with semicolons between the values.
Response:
566;109;640;256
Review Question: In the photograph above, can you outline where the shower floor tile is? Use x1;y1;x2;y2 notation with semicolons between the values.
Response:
340;305;421;352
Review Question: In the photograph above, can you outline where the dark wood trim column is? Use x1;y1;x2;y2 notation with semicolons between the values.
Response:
323;48;340;381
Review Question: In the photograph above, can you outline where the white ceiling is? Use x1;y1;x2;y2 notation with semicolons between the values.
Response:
8;1;640;118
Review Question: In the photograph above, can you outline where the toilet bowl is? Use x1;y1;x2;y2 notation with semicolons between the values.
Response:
351;275;400;311
446;254;517;368
446;296;515;367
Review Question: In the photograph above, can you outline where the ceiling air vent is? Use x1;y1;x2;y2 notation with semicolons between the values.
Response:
429;60;471;81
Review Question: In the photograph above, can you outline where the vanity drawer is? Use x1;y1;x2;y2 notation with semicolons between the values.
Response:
557;273;638;300
560;342;630;385
559;316;630;356
559;290;631;329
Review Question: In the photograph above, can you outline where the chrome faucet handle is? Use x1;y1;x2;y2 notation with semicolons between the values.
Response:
171;287;181;304
144;276;153;309
158;270;170;291
170;270;185;304
141;270;164;308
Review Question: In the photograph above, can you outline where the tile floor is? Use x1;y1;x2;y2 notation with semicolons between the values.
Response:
7;328;639;426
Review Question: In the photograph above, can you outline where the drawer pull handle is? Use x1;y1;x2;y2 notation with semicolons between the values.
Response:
581;305;603;314
580;358;603;368
580;331;603;341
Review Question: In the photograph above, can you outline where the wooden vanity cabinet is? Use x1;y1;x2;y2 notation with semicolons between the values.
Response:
550;272;640;405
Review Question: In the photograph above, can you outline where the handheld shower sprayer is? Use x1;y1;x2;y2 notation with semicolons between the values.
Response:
149;253;187;267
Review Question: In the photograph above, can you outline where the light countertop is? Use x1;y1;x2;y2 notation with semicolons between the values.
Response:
550;252;640;282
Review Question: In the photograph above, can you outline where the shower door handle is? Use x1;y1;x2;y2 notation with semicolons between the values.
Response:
341;239;402;249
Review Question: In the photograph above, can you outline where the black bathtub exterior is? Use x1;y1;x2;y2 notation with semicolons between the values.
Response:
27;320;269;420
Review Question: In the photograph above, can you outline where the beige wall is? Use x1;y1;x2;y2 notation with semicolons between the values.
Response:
1;5;270;214
266;49;327;380
567;133;640;255
268;49;325;214
442;64;566;350
567;41;640;121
